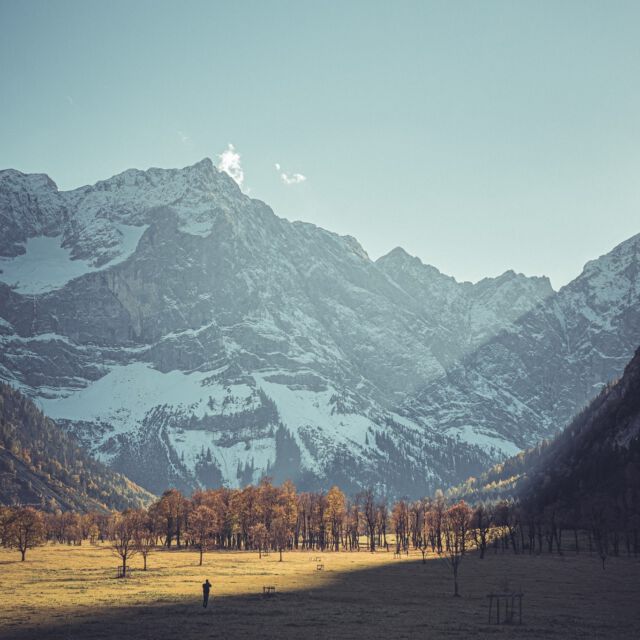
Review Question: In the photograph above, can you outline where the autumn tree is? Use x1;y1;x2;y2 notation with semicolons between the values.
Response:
132;509;157;570
156;489;187;548
360;489;377;552
391;500;409;553
377;500;389;550
326;486;346;551
271;509;291;561
471;503;491;559
249;522;269;557
235;485;259;549
0;506;10;546
346;498;361;551
187;505;216;566
432;491;446;553
4;507;45;561
419;500;432;563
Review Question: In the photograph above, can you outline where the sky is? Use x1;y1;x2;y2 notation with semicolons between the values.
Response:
1;0;639;289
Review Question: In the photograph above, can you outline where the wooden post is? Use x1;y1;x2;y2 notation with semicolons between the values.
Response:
519;594;522;624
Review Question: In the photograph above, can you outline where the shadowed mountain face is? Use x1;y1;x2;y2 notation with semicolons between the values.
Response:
451;345;640;508
0;159;638;496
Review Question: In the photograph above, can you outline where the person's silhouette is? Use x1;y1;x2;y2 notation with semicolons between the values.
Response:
202;579;212;608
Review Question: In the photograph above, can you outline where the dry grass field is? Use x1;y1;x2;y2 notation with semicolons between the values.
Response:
1;542;639;640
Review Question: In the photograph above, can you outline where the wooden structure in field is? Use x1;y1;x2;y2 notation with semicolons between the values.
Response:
487;592;524;625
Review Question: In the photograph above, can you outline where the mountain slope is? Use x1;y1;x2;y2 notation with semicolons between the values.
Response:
0;382;154;511
0;158;638;497
400;232;640;451
450;345;640;508
376;248;553;366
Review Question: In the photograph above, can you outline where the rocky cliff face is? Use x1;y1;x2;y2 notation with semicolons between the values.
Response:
0;159;638;497
449;345;640;508
400;232;640;451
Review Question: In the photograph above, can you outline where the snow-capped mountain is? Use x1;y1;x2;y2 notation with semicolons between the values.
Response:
1;159;638;497
400;232;640;451
376;248;554;367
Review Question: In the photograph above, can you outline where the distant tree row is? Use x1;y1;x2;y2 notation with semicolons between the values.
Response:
4;474;638;597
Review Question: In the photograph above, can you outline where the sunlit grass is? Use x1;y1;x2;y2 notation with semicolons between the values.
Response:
0;541;405;627
1;542;640;639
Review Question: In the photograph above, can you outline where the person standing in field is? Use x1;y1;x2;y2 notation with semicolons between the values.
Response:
202;579;212;608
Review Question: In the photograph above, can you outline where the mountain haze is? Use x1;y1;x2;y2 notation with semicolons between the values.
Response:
1;159;638;497
401;232;640;450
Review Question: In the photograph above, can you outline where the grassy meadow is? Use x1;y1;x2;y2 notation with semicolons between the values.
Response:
1;542;639;639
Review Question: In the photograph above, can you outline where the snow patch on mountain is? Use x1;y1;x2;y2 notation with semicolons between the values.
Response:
0;224;147;293
447;425;521;457
40;363;251;431
2;159;637;497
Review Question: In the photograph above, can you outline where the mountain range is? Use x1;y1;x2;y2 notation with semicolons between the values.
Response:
1;159;638;497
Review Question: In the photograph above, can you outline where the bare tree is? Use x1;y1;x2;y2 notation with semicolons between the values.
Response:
109;510;138;576
442;501;472;597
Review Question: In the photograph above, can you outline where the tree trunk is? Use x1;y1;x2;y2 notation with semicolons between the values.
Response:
199;547;203;566
21;549;26;561
279;548;283;562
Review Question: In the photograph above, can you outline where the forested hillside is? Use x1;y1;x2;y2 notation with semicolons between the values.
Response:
0;383;153;511
450;346;640;519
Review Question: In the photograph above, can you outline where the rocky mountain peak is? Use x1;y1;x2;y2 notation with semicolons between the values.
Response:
1;159;638;498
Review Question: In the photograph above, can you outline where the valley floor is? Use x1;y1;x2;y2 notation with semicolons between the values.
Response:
1;543;639;639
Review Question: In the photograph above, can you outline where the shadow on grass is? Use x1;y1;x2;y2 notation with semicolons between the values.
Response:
5;553;640;640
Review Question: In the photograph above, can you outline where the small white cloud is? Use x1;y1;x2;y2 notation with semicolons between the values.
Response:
275;162;306;185
178;130;190;144
66;95;74;105
217;143;244;187
281;172;307;185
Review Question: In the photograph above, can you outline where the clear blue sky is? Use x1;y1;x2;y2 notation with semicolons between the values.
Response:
1;0;639;288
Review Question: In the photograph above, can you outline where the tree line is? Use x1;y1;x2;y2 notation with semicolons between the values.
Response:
3;476;638;595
